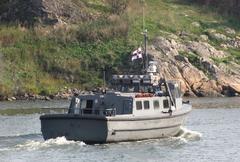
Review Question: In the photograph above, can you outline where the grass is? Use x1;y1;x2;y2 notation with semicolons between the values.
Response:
0;24;133;96
179;51;212;78
229;48;240;64
0;0;239;97
211;56;232;66
128;0;240;39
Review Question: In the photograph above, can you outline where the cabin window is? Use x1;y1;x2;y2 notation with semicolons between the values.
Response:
81;100;93;109
163;99;169;109
86;100;93;109
136;101;142;110
153;100;160;109
144;101;150;109
123;100;133;114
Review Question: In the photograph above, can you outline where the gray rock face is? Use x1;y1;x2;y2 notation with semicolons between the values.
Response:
186;41;226;58
0;0;94;25
205;28;240;49
200;35;209;42
191;22;201;27
206;29;229;41
226;37;240;48
225;27;236;35
149;36;240;97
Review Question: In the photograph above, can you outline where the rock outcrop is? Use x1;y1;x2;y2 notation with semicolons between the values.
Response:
0;0;96;25
149;36;240;97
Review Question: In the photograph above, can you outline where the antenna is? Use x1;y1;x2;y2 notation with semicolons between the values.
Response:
138;0;148;72
143;29;148;71
141;0;148;71
101;66;107;91
142;0;145;31
103;68;106;89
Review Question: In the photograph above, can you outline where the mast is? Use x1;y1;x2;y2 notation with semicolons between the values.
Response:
143;29;148;71
141;0;148;71
103;68;106;89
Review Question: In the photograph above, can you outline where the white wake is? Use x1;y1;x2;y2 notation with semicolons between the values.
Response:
174;126;202;143
15;137;86;151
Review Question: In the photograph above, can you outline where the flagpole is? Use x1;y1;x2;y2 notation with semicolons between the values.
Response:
141;0;148;72
144;29;148;71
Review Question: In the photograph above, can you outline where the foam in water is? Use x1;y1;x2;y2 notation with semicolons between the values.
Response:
174;126;202;143
0;148;11;152
15;137;86;151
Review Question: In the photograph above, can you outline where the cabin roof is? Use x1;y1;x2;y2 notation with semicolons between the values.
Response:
112;74;160;86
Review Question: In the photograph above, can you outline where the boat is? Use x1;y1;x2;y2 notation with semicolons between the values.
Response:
40;31;192;144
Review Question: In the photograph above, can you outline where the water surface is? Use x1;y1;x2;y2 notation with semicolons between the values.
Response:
0;98;239;162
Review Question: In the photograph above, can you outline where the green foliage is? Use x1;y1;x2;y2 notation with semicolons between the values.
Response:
179;51;201;68
106;0;129;15
0;23;134;96
228;48;240;63
0;0;240;96
211;56;232;65
76;16;129;42
179;51;212;78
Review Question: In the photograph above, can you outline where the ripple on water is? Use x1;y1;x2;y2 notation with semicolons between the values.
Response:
3;106;240;161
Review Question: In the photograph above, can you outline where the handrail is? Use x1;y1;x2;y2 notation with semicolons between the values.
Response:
69;108;116;116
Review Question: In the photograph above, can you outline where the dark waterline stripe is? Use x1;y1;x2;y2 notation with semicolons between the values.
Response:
114;124;181;132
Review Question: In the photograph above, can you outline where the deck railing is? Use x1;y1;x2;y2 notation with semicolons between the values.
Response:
69;108;116;116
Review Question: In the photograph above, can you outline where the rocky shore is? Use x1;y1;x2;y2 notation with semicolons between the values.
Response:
1;28;240;101
2;28;240;101
0;88;83;101
149;28;240;97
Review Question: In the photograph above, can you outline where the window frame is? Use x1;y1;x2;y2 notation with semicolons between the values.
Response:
143;101;150;110
153;100;160;109
163;99;170;109
136;101;143;110
86;100;93;109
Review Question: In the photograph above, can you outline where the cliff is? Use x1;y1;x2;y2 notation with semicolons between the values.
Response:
0;0;239;99
0;0;96;25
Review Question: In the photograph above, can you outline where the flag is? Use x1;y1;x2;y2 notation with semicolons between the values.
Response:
131;47;143;61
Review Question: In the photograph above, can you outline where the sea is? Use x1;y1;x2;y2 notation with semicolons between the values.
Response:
0;97;240;162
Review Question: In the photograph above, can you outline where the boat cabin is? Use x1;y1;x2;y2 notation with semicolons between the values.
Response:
69;73;182;117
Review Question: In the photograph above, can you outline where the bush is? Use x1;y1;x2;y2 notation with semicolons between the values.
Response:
106;0;129;15
76;15;128;42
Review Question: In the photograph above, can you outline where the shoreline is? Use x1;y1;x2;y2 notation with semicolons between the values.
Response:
0;88;87;102
0;97;240;109
0;97;239;115
0;92;239;102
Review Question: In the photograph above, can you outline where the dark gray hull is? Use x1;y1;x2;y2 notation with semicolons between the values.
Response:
40;104;191;144
40;115;109;144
